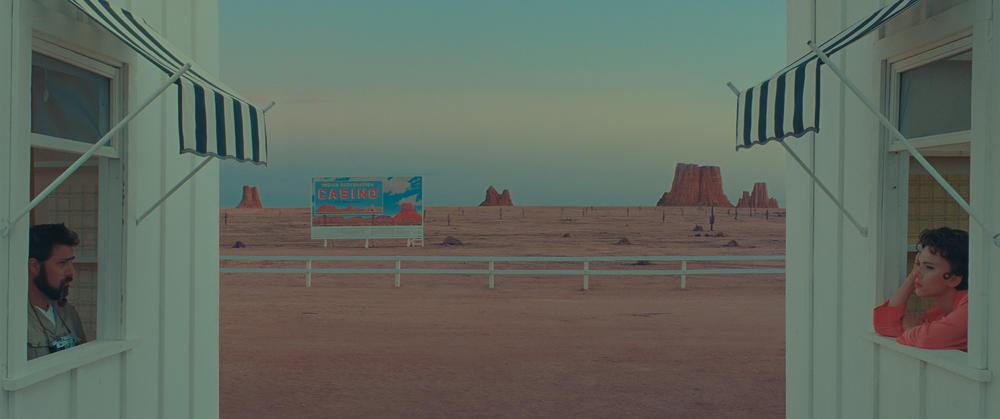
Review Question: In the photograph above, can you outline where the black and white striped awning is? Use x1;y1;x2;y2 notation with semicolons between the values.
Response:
68;0;268;165
735;0;919;150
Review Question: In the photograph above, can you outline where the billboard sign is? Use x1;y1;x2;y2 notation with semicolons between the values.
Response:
311;177;423;241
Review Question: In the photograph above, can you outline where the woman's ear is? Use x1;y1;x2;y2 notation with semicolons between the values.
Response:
946;273;963;288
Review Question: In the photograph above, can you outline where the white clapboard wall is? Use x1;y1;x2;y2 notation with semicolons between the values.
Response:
1;0;222;418
784;1;999;418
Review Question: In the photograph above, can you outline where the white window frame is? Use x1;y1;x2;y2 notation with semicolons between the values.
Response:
873;31;988;382
886;36;971;156
3;34;131;391
30;35;122;159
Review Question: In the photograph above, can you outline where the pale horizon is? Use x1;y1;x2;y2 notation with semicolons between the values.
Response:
217;1;788;208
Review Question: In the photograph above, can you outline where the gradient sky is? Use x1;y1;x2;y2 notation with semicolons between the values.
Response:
218;1;788;208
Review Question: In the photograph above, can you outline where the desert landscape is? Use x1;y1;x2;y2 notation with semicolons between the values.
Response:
220;204;786;418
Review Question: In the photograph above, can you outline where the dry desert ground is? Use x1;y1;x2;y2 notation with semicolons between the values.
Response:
220;206;786;418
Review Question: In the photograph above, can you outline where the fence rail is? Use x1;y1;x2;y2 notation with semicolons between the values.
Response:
220;255;785;289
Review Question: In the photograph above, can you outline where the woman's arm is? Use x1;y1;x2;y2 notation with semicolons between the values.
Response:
898;294;968;350
873;270;918;337
888;269;917;307
901;312;923;330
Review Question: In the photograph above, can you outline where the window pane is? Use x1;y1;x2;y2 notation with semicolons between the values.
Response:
29;148;99;358
898;51;971;138
905;155;969;314
31;52;111;144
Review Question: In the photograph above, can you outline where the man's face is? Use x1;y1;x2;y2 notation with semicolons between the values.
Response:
30;244;76;302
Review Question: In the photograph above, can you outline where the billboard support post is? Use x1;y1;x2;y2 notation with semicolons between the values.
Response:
305;260;312;288
394;259;401;288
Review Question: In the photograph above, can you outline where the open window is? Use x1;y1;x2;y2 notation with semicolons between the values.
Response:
26;37;125;360
879;36;972;345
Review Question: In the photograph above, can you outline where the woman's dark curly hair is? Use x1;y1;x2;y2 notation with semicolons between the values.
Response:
919;227;969;290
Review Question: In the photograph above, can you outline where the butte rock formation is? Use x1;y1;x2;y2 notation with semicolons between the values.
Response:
656;163;734;207
236;185;263;209
479;186;514;206
736;183;780;208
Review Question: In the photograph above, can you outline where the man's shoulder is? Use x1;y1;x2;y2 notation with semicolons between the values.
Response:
53;302;81;317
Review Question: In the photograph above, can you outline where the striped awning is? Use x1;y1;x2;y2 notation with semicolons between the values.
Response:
67;0;268;165
736;0;919;150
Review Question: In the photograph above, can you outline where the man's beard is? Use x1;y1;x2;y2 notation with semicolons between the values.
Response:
33;265;70;305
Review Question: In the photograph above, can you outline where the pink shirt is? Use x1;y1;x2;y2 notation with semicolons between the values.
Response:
873;290;968;351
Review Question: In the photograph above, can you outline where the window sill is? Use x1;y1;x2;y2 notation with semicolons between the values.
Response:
863;332;991;382
2;339;137;391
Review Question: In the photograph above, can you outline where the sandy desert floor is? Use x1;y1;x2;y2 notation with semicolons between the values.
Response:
220;206;786;418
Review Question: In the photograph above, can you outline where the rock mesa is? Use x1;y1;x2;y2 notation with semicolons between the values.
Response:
657;164;733;207
736;183;779;208
479;186;514;206
236;185;263;209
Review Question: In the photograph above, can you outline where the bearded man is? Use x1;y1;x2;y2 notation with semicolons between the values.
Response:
27;223;87;360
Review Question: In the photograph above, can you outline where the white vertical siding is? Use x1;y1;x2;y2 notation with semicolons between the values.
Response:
810;3;848;418
0;0;13;412
985;0;1000;415
190;0;222;416
924;367;981;418
121;0;167;413
74;355;123;419
4;0;222;418
966;2;992;373
783;1;817;417
6;0;34;372
151;0;195;405
838;10;880;418
11;373;73;419
876;351;921;419
787;0;996;418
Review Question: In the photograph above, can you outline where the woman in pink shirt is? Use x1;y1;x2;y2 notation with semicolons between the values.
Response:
873;227;968;351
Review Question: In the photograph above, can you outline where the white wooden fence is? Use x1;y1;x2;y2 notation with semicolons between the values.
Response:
220;255;785;289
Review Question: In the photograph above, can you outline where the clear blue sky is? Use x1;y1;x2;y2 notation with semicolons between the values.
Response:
218;0;788;207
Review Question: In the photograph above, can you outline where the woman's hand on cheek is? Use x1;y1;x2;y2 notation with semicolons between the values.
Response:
905;269;919;287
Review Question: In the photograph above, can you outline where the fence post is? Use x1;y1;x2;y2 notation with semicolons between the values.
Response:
583;261;589;290
306;260;312;288
680;260;687;289
489;260;495;289
395;259;401;288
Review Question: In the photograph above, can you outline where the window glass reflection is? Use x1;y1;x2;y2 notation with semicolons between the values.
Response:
31;52;111;144
898;51;971;138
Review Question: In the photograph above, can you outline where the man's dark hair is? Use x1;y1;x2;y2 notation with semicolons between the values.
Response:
919;227;969;290
29;224;80;262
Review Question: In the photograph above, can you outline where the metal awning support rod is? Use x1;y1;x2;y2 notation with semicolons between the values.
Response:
726;82;740;96
726;81;868;237
778;140;869;237
1;63;193;238
807;41;990;237
135;100;276;225
135;156;213;225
